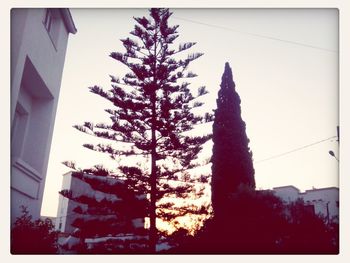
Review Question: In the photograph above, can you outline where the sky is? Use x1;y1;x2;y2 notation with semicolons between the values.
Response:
41;8;339;217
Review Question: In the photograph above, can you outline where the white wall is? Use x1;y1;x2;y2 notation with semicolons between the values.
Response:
11;8;75;223
55;172;72;231
301;187;339;221
273;186;300;202
272;185;339;222
56;172;146;234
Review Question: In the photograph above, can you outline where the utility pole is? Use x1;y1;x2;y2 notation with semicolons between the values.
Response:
337;125;339;144
329;126;339;162
326;201;330;225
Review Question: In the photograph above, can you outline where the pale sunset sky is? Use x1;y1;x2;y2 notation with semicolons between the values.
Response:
41;8;339;217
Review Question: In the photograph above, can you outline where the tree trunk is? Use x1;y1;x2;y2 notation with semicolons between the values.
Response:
149;92;157;253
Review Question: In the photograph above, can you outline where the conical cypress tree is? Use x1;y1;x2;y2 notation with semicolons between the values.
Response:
211;62;255;216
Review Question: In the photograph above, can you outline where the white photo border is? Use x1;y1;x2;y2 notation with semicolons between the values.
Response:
1;1;349;262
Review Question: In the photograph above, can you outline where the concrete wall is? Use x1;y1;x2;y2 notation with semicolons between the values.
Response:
56;172;92;233
56;172;146;235
300;187;339;222
56;172;72;232
272;185;339;222
11;8;76;223
273;186;300;202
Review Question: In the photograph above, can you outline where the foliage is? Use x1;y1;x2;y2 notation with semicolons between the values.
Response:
168;186;287;253
167;187;338;254
11;206;59;254
162;62;338;254
211;62;255;217
279;198;339;253
61;8;211;252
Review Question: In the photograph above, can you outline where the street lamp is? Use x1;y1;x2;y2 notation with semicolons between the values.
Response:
329;150;339;162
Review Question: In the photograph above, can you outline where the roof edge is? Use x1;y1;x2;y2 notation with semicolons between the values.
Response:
273;185;300;192
60;8;77;34
301;187;339;194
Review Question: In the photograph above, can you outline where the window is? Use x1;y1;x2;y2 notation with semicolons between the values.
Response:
13;57;54;174
43;9;53;32
11;103;29;158
305;204;315;215
42;9;60;49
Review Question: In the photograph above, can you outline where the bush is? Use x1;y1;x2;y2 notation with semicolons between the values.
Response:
11;206;59;254
167;186;338;254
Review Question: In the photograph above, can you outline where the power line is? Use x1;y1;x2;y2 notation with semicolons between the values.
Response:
254;136;337;164
173;16;338;53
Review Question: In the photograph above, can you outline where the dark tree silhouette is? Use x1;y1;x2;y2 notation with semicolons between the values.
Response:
62;8;211;253
11;206;59;254
280;198;339;254
173;187;288;253
166;187;338;254
164;63;338;254
211;62;255;217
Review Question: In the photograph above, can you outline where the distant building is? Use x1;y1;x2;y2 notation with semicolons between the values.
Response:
56;171;147;252
56;171;146;234
56;171;80;233
11;8;76;224
272;185;339;222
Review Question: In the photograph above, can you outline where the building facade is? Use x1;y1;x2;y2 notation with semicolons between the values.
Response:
56;171;147;252
272;185;339;222
55;172;146;234
11;8;76;223
55;172;144;234
56;171;146;233
56;171;76;233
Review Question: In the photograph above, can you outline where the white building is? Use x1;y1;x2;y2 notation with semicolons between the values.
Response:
11;8;76;224
56;171;147;252
56;171;145;234
56;171;78;233
272;185;339;222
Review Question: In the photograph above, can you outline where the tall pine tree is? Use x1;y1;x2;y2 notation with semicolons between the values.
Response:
211;62;255;217
62;8;211;252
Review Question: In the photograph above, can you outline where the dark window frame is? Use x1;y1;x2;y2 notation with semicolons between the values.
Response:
42;9;59;50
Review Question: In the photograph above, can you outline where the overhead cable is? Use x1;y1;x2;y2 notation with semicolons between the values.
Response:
173;16;338;53
255;136;337;164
